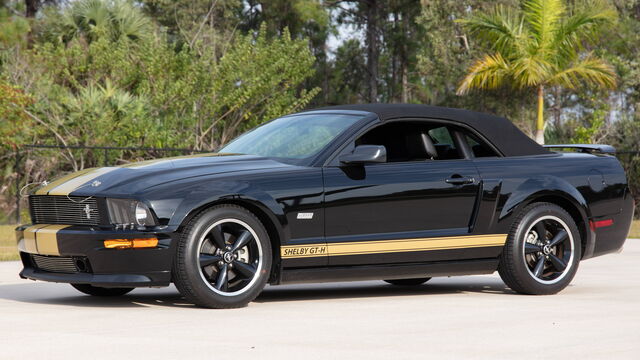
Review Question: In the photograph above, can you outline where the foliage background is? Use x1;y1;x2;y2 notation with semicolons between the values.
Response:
1;0;640;222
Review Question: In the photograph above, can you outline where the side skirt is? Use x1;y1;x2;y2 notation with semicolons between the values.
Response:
279;258;499;284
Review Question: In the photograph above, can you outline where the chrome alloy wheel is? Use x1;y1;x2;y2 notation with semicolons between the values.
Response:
197;219;263;296
523;215;575;285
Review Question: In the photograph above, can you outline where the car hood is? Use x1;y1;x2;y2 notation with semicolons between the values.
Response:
33;153;291;197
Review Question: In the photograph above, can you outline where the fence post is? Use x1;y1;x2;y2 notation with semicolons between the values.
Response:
15;150;21;224
104;148;108;166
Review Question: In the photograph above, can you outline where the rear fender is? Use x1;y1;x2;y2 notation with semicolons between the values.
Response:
498;177;593;258
500;177;590;221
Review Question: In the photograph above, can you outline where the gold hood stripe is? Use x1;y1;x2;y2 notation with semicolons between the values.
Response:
47;167;117;195
34;168;95;195
34;153;228;195
281;234;508;259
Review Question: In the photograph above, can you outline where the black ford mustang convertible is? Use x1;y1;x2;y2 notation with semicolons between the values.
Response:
17;104;633;308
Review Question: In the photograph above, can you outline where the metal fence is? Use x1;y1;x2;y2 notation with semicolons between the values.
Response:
11;144;212;224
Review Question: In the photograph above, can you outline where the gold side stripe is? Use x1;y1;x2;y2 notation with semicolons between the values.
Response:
329;243;506;256
281;234;507;259
48;167;116;195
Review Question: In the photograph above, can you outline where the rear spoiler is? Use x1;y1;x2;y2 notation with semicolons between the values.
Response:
543;144;616;155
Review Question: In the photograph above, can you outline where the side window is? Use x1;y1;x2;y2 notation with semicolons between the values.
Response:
464;133;500;158
427;126;460;160
355;121;464;162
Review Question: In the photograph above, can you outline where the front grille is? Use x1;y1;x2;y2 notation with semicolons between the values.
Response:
31;255;78;273
30;195;102;225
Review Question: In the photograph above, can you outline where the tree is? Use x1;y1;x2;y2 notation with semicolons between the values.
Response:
0;0;320;190
239;0;331;103
456;0;617;144
381;0;422;103
53;0;153;43
330;0;384;102
327;38;367;104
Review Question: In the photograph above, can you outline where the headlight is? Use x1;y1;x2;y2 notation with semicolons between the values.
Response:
135;202;149;225
107;199;157;227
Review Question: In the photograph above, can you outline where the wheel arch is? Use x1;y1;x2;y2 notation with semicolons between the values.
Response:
515;192;591;259
177;198;285;284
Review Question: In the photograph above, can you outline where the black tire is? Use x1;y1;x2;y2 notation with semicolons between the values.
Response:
384;278;431;286
498;202;581;295
71;284;134;297
172;204;272;308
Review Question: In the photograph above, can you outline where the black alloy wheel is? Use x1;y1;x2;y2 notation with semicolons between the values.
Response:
197;219;262;295
173;205;272;308
499;202;581;295
522;216;574;284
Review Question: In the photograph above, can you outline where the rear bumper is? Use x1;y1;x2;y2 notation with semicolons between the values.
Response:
16;224;179;287
586;187;635;259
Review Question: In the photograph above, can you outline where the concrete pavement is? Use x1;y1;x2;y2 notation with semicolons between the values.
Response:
1;241;639;359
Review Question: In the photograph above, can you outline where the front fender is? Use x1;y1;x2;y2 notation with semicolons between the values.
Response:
145;179;287;240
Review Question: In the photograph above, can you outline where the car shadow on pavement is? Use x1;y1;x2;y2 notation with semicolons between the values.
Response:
0;283;191;308
255;277;514;303
0;276;514;309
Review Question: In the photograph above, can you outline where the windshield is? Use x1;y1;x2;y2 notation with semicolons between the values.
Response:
219;113;363;160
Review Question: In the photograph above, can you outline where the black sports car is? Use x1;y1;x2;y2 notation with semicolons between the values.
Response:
17;104;633;308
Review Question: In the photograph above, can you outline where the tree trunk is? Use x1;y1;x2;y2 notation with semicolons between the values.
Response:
365;0;379;103
389;12;398;102
536;85;545;144
25;0;40;17
553;86;561;129
401;64;408;103
400;8;409;103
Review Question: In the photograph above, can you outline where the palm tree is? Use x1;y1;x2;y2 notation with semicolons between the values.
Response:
60;0;152;43
456;0;617;144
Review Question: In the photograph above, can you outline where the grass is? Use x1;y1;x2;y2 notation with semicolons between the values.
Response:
1;220;639;262
0;224;19;261
628;220;640;239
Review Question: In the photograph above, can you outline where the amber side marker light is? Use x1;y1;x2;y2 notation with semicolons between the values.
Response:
104;238;159;249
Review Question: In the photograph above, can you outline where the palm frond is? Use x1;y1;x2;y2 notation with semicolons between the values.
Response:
60;0;151;43
457;6;523;55
74;0;112;40
554;1;617;62
112;1;152;41
511;55;553;87
548;54;617;89
523;0;565;52
456;53;511;95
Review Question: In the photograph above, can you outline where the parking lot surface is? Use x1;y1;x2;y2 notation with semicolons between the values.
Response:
1;240;639;359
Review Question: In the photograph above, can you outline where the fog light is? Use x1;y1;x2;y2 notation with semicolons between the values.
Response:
104;238;158;249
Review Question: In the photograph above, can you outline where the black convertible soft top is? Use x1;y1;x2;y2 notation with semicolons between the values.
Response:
313;104;548;157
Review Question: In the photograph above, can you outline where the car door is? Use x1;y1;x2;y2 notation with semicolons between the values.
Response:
322;120;482;266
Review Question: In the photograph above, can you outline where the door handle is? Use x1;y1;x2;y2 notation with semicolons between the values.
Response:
445;176;475;185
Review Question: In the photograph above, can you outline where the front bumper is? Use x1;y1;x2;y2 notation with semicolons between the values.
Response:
16;224;179;287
